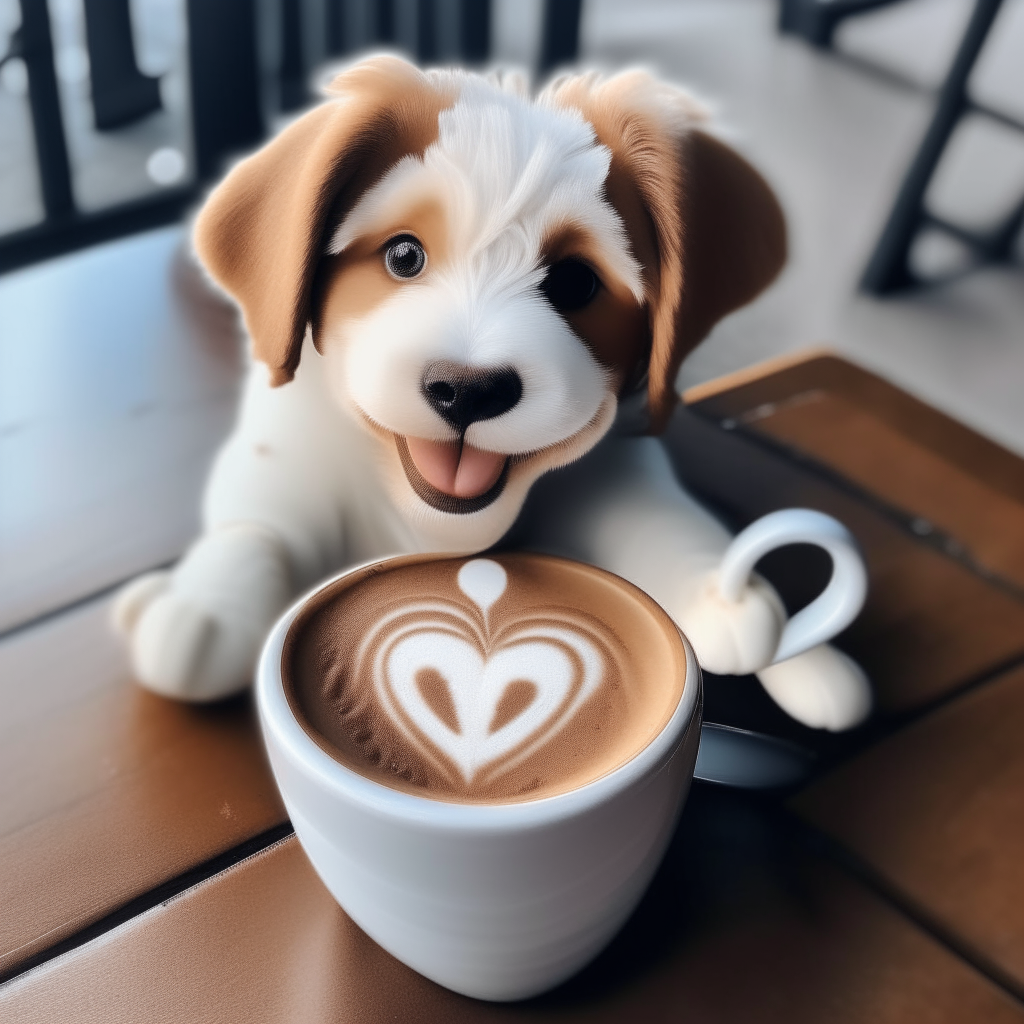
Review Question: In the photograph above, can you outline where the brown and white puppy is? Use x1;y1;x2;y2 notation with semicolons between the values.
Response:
114;56;868;730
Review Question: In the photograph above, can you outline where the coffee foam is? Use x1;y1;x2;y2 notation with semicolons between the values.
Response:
283;553;686;803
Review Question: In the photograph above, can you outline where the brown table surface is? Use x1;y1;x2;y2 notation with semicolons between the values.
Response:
0;232;285;980
3;345;1024;1021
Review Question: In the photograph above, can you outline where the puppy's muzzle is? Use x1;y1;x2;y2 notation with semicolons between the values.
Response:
421;361;523;433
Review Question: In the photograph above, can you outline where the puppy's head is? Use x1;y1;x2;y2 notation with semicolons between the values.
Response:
195;56;785;552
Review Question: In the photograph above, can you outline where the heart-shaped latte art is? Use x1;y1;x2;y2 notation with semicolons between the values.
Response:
359;559;607;785
387;632;579;781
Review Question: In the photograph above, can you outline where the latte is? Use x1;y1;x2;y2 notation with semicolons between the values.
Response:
282;553;687;803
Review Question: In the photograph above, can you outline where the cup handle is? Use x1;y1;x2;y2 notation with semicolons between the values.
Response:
716;509;867;664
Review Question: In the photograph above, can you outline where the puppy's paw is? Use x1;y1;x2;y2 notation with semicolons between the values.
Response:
756;644;872;731
116;524;293;702
130;590;220;700
112;571;170;636
673;571;785;676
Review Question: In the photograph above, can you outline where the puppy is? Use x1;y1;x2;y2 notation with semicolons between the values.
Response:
114;56;869;730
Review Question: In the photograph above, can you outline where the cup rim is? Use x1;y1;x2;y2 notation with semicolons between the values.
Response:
257;554;701;834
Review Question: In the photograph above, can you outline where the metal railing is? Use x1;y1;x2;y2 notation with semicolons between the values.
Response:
0;0;264;272
0;0;583;274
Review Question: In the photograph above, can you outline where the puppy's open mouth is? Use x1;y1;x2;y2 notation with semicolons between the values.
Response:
396;436;511;514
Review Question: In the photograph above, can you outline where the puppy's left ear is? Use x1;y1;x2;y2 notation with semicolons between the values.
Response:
667;130;787;427
544;72;786;431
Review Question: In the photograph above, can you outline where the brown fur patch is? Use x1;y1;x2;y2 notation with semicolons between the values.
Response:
543;70;787;431
312;199;450;350
541;223;649;393
194;57;457;386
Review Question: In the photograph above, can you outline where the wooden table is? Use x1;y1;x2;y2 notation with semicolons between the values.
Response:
2;237;1024;1021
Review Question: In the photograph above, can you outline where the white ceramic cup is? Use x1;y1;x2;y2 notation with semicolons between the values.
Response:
256;560;701;1002
718;507;868;664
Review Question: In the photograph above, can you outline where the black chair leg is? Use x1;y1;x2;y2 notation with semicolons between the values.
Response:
778;0;904;50
187;0;265;181
984;193;1024;263
860;0;1006;293
83;0;163;130
460;0;490;63
538;0;582;76
16;0;75;220
279;0;309;111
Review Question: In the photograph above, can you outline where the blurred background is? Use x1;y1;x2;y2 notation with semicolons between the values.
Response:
0;0;1022;634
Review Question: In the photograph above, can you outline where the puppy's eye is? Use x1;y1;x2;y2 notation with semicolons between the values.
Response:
540;259;600;312
384;235;426;279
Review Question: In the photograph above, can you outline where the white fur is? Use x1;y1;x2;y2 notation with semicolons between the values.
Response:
322;84;643;511
316;80;645;549
115;71;869;731
327;83;644;301
329;276;609;452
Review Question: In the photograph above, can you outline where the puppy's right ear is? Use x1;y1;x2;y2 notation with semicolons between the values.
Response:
544;71;786;432
194;56;455;386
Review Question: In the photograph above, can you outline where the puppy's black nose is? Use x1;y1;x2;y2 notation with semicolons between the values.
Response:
421;362;523;432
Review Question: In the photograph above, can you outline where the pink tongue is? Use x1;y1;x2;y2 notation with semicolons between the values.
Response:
405;437;506;498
